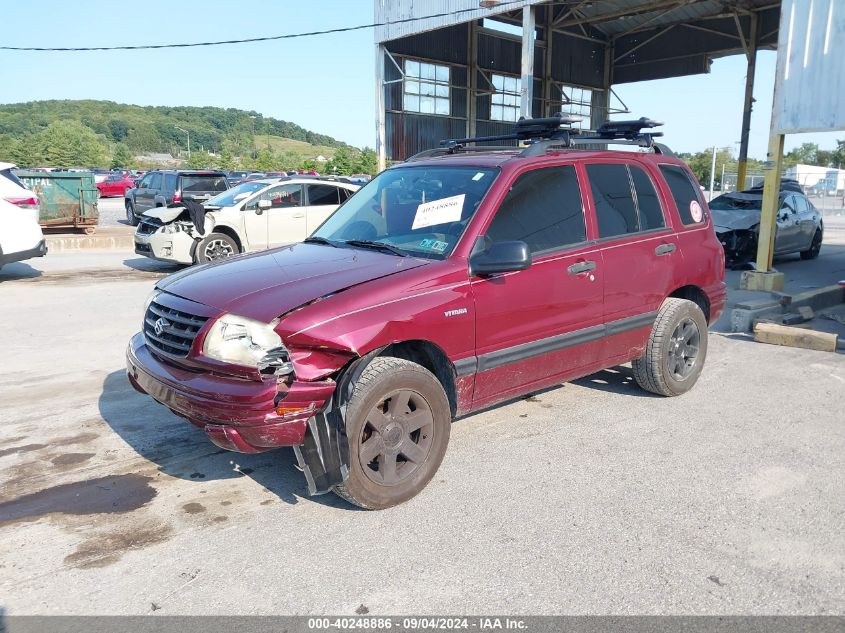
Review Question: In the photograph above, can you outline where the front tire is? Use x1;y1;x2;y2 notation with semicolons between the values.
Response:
632;298;708;397
125;200;139;226
194;232;239;264
333;357;451;510
800;229;822;260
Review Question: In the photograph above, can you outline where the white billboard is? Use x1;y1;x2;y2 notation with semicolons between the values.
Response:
773;0;845;133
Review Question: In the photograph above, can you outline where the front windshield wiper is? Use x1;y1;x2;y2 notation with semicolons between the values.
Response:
344;240;409;257
304;236;341;248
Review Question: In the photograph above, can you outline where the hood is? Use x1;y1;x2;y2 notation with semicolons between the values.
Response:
142;207;186;223
157;242;430;322
711;207;761;232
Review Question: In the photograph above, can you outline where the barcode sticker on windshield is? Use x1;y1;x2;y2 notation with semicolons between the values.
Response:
412;194;465;229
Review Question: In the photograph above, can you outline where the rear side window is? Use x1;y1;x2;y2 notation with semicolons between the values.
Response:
164;174;177;192
486;165;586;254
659;165;705;225
149;173;162;189
587;164;639;238
180;175;229;193
308;184;341;206
630;166;665;230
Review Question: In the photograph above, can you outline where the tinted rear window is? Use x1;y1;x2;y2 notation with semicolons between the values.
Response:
660;165;705;225
587;164;639;238
180;175;229;193
308;184;341;206
630;166;665;231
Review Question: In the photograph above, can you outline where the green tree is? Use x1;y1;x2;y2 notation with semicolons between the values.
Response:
185;150;217;169
108;119;129;142
353;148;377;175
829;140;845;168
253;148;276;171
217;148;236;171
31;120;108;167
683;147;734;188
111;143;134;169
326;147;355;175
784;142;818;167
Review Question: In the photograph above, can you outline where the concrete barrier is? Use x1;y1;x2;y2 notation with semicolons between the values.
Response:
44;227;135;252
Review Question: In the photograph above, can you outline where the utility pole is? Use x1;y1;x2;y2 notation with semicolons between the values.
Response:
709;146;717;201
175;126;190;159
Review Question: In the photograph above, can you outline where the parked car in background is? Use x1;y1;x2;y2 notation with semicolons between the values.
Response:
133;177;358;264
227;171;249;185
0;162;40;213
124;170;229;226
0;197;47;270
126;116;726;509
97;173;136;198
710;186;823;266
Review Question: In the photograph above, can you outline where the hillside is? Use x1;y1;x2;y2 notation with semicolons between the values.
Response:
0;99;357;170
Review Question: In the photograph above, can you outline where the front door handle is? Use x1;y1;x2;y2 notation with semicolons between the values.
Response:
567;260;596;275
292;212;305;218
655;243;677;256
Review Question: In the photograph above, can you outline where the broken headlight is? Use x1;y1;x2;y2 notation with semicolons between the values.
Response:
161;222;191;235
202;313;290;372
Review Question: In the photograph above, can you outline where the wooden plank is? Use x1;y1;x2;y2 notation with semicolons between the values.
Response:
753;322;838;352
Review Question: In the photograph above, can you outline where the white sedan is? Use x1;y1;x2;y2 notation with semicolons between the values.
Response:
133;178;359;265
0;197;47;270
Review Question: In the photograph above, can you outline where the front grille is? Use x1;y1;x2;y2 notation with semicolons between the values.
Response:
143;300;209;357
137;218;162;235
135;241;151;253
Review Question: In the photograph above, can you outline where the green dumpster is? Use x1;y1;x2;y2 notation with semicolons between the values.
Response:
16;170;99;233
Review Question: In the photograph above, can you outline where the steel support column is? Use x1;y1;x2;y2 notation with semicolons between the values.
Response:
737;12;759;191
520;6;535;118
467;21;478;138
755;133;784;272
375;43;387;173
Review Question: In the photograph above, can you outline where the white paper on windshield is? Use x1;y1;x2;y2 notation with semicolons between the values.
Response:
411;194;465;230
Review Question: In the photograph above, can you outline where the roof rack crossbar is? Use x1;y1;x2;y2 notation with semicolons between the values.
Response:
405;115;672;162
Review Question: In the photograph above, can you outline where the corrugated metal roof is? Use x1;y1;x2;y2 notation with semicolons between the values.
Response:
375;0;544;43
376;0;779;42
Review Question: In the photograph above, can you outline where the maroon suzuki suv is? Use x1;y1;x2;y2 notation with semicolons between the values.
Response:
127;117;726;509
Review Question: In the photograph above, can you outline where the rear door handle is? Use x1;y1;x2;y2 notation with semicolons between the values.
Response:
567;260;597;275
655;243;677;256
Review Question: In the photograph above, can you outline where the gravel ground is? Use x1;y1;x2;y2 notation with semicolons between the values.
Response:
97;197;129;228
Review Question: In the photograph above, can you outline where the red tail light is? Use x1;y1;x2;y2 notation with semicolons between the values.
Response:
5;196;39;210
172;191;182;203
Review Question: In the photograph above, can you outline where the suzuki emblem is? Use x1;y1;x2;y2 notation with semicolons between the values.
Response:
154;318;171;336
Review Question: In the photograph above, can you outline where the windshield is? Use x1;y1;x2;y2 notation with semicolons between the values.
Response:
206;181;267;207
180;175;229;194
311;165;499;259
709;194;763;211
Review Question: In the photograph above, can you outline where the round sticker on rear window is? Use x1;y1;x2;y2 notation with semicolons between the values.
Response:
690;200;703;223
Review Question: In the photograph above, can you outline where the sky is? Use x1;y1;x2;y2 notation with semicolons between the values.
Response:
0;0;841;159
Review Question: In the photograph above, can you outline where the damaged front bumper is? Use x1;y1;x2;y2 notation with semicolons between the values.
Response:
125;333;336;453
134;224;196;265
716;228;758;266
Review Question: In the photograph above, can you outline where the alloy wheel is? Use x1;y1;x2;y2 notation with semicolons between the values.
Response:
667;317;700;381
358;389;434;486
203;239;235;260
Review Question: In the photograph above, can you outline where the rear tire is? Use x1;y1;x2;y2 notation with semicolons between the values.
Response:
125;201;139;226
800;230;822;260
632;298;708;397
194;232;239;264
332;357;451;510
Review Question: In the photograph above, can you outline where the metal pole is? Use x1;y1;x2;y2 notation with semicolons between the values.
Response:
709;146;717;201
467;20;478;138
721;162;725;192
175;126;190;159
737;13;759;191
520;6;536;119
375;43;387;172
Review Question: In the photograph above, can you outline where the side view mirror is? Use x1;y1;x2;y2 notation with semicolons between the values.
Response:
257;199;272;210
470;240;531;277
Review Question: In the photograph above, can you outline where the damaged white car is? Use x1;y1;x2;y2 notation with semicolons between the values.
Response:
710;187;823;267
133;178;359;265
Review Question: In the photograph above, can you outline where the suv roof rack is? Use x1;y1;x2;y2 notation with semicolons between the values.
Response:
406;115;674;161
